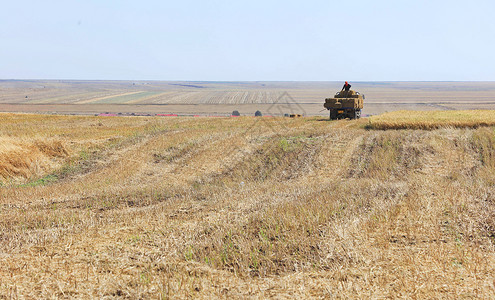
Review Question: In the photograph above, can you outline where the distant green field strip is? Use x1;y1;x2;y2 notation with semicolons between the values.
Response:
92;91;162;104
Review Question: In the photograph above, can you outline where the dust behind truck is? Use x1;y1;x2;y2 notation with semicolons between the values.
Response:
324;89;364;120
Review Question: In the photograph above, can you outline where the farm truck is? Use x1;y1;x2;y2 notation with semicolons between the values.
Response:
324;89;364;120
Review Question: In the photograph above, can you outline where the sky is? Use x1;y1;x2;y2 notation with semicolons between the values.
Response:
1;0;494;81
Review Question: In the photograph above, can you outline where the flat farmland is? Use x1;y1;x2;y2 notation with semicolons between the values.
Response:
1;113;495;298
1;80;494;116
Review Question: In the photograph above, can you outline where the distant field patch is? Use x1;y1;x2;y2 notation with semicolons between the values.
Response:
367;110;495;130
90;91;162;104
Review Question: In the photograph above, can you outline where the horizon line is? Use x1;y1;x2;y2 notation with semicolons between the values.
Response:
1;79;495;83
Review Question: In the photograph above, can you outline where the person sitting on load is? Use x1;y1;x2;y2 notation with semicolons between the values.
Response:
342;81;351;92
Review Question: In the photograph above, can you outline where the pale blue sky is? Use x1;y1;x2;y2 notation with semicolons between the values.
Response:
1;0;494;81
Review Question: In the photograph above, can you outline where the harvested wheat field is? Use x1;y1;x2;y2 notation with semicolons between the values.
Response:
368;110;495;130
0;112;495;298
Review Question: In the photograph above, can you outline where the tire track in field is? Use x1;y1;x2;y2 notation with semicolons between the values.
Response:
124;130;236;187
166;124;367;228
314;130;365;181
129;125;284;188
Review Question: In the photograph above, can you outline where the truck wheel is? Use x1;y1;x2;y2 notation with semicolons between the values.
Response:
348;110;356;120
355;110;361;119
330;109;337;120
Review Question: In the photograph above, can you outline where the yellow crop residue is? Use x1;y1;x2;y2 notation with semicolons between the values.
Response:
368;110;495;129
0;113;495;298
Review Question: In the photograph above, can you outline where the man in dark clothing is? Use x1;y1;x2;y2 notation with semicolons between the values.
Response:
342;81;351;92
